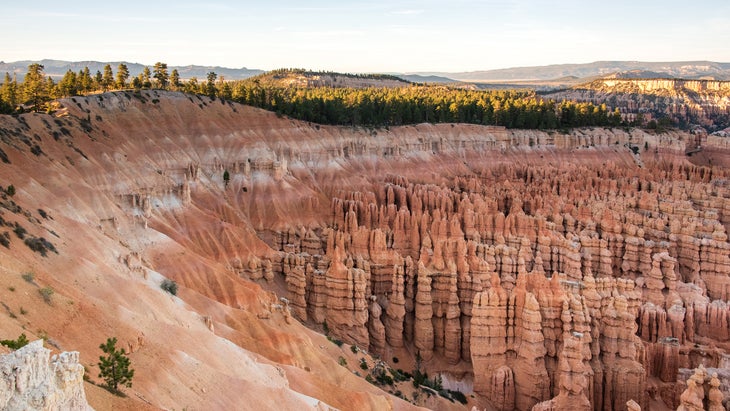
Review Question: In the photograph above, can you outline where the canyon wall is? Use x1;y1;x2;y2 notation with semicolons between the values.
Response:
0;91;728;410
546;78;730;130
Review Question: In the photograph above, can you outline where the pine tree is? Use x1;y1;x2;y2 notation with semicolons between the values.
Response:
93;70;103;90
140;67;152;89
0;73;19;112
153;62;169;89
206;72;217;97
102;64;114;91
170;69;180;90
79;67;93;93
23;64;48;112
98;337;134;392
58;70;78;97
116;63;129;89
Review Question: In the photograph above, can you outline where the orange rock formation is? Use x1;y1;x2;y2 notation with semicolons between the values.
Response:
1;90;729;410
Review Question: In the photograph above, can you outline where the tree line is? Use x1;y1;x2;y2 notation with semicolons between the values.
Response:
225;81;623;129
0;62;211;113
1;63;624;130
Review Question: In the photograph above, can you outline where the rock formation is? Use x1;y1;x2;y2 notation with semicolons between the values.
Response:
676;365;729;411
0;341;92;411
1;90;730;409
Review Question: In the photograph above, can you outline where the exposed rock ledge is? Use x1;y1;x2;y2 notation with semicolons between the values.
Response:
0;340;92;411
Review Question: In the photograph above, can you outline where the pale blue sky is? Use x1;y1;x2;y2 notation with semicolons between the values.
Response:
3;0;729;72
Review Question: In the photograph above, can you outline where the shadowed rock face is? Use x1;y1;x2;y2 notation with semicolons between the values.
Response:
1;91;729;410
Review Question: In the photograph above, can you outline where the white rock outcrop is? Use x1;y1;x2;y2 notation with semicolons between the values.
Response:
0;340;93;411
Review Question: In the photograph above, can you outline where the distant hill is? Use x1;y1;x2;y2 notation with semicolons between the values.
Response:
423;61;730;82
607;70;675;79
248;69;412;88
397;74;458;84
0;59;263;80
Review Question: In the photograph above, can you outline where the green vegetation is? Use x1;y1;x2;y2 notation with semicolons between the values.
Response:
226;81;621;129
24;236;58;256
0;63;623;131
39;286;54;303
0;333;29;350
98;337;134;393
448;389;468;404
0;232;9;248
160;278;178;295
223;169;230;188
13;224;27;239
21;272;35;283
327;335;344;347
153;62;169;90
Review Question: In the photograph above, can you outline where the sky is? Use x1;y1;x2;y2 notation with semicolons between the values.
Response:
2;0;729;73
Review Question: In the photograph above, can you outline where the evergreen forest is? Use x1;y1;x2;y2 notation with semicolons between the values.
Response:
1;63;625;130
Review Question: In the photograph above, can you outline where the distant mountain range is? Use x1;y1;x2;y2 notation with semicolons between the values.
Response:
413;61;730;82
2;59;730;84
0;59;263;81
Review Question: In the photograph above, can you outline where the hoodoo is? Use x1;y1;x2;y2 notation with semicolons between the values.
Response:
0;90;729;410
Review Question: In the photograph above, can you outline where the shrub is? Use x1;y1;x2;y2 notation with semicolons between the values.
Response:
390;368;408;382
449;389;468;404
13;225;27;239
6;185;15;197
350;345;359;354
327;335;343;347
160;279;178;295
398;369;413;379
0;333;29;350
360;358;368;370
413;369;428;387
338;356;347;366
39;286;54;303
375;373;394;386
21;272;35;283
24;236;57;256
0;232;9;248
